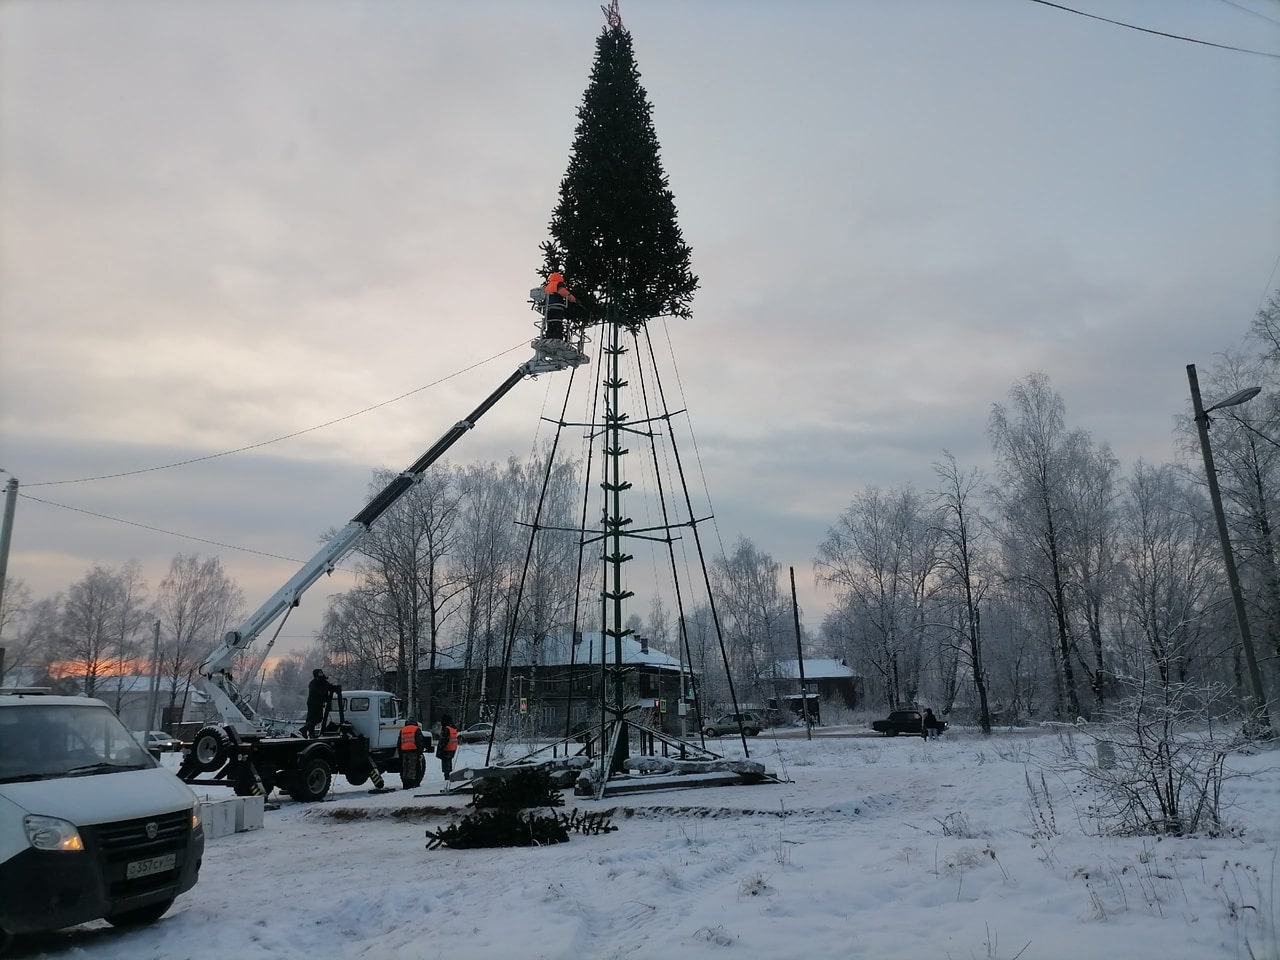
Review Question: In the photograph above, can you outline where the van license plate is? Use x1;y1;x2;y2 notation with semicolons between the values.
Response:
126;854;176;880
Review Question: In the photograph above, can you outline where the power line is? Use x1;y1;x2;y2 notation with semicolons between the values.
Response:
18;492;304;562
1224;413;1280;450
1025;0;1280;58
1214;0;1280;28
18;489;365;577
25;341;526;487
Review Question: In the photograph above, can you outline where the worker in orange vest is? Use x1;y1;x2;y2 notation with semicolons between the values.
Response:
399;718;427;789
436;713;459;790
537;272;586;343
542;272;573;340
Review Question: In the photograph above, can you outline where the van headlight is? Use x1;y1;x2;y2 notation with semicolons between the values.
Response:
191;801;201;831
23;815;85;852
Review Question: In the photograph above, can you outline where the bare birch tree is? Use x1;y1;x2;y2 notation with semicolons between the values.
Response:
1114;461;1219;689
989;372;1086;719
711;537;789;707
154;554;243;721
816;486;938;709
57;564;129;697
930;452;994;733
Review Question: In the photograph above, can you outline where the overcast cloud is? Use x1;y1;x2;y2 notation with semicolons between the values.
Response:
2;0;1277;656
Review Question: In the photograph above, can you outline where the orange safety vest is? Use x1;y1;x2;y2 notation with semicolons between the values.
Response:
442;725;459;752
399;724;421;751
544;274;575;303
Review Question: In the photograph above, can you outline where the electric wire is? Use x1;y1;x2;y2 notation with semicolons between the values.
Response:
16;341;535;578
19;490;330;566
1024;0;1280;57
24;341;528;487
1224;412;1280;450
1214;0;1280;28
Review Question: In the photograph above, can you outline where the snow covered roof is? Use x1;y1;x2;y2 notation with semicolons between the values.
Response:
768;658;860;681
80;675;207;703
88;675;201;695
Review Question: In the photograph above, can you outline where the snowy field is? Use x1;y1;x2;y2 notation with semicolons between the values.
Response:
9;726;1278;960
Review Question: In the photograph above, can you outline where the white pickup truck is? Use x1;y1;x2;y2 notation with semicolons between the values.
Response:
0;688;204;952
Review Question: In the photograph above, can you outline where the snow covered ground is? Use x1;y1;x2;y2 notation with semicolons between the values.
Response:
9;726;1278;960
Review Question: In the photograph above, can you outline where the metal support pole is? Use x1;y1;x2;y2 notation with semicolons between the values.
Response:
0;476;18;635
789;567;812;739
146;620;162;732
1187;364;1272;737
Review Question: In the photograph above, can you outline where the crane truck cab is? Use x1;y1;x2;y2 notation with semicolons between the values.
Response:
0;688;204;952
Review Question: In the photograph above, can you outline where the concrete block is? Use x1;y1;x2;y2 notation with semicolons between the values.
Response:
199;799;236;839
236;795;265;832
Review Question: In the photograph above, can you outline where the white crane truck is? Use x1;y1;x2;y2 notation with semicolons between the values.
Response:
177;340;586;801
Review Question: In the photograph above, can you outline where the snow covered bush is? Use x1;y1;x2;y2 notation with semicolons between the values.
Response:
1066;681;1249;837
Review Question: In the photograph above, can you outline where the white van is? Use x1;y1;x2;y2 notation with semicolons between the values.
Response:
0;689;204;951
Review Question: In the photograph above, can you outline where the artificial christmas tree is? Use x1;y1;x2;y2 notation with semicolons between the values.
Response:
540;1;697;325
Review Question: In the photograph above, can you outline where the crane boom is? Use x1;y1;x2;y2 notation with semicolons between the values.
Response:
198;347;585;730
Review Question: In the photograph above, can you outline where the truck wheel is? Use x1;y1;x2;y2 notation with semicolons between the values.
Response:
289;755;333;802
345;755;371;787
106;897;174;927
190;726;232;771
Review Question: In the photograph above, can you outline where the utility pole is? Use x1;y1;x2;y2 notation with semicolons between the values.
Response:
790;567;812;740
1187;364;1272;738
0;475;17;637
145;620;162;732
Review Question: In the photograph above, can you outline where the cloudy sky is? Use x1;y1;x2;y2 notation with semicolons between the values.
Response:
1;0;1277;658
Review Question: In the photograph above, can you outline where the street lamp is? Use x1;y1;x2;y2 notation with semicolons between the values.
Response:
1186;365;1272;737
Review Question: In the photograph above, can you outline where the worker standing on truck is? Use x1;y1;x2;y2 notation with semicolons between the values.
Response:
436;714;459;790
302;668;334;739
399;718;427;789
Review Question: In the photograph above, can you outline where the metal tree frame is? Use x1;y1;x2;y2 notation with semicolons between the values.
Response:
482;313;768;799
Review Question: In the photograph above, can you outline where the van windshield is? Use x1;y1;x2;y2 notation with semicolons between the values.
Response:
0;702;156;783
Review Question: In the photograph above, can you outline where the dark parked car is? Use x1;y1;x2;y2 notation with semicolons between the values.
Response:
871;710;947;737
703;712;764;737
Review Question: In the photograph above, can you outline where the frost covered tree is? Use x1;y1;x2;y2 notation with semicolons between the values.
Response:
1113;462;1218;688
816;485;941;709
339;466;465;721
989;373;1088;720
930;452;994;733
539;3;697;324
711;538;789;706
1192;354;1280;672
453;460;523;719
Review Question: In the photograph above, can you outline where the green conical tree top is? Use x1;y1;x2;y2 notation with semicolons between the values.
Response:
540;12;697;325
